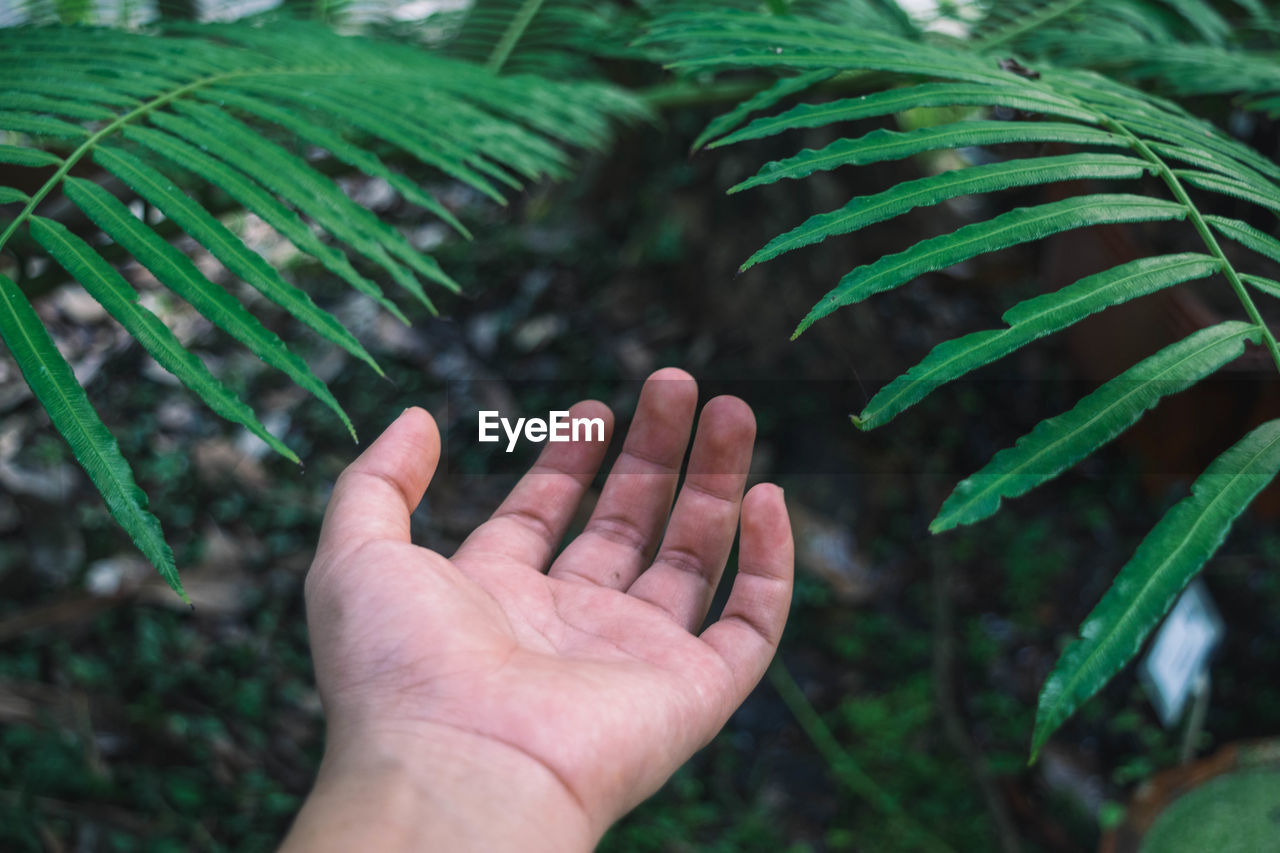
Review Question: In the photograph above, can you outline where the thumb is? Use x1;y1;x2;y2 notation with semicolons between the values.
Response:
316;407;441;557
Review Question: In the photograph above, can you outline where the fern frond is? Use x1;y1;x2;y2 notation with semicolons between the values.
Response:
30;216;300;466
933;321;1261;532
855;253;1221;430
0;21;639;596
652;9;1280;756
710;82;1101;149
448;0;621;75
0;271;187;604
729;123;1127;194
93;145;383;375
1208;215;1280;266
742;154;1154;271
793;194;1188;336
1032;417;1280;761
61;175;360;440
965;0;1280;109
692;68;837;153
970;0;1093;51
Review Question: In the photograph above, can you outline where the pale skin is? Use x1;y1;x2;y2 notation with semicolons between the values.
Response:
281;368;794;852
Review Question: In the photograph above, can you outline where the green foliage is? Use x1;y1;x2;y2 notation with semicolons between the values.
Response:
964;0;1280;108
1033;418;1280;759
0;270;184;600
0;17;641;597
933;321;1262;534
4;0;1279;768
449;0;614;75
644;8;1280;756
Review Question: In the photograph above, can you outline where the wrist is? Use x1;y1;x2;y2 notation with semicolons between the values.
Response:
282;720;599;852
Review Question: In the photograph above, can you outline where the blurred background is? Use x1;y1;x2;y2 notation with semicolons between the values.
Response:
3;1;1280;851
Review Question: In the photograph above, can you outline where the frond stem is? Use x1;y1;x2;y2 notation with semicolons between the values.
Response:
0;63;394;261
1100;117;1280;375
0;72;243;258
485;0;547;74
974;0;1091;51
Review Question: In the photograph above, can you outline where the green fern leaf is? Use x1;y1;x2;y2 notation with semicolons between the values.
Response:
972;0;1092;51
1124;113;1280;182
1206;215;1280;266
1032;416;1280;759
657;4;1280;764
1243;274;1280;300
743;153;1154;271
933;321;1261;533
857;253;1222;429
795;195;1189;337
193;88;471;239
0;111;88;137
712;82;1099;149
474;0;549;72
448;0;618;77
0;143;62;167
0;91;117;121
151;104;449;312
1;75;144;107
288;85;515;200
62;176;358;441
30;216;300;466
1176;169;1280;215
121;125;408;325
731;121;1126;194
0;20;640;595
93;146;384;378
692;68;836;151
1148;141;1278;194
0;271;187;603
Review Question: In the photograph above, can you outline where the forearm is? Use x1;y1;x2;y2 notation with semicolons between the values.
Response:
280;722;600;852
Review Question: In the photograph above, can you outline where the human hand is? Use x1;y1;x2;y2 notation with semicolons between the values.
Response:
283;368;793;852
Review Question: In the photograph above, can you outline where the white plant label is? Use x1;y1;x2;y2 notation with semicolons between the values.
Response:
1139;579;1223;728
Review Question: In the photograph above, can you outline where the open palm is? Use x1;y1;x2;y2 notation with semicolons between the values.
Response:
303;368;793;840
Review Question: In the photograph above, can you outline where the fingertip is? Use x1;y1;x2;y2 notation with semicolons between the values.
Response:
741;483;793;567
644;368;699;408
648;366;696;384
743;481;787;514
568;399;614;431
398;404;437;432
319;405;442;552
700;395;757;440
369;408;441;481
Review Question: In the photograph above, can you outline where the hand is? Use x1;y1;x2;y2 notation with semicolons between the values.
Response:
283;368;793;852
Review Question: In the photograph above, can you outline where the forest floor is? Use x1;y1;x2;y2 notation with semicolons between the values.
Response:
2;106;1280;852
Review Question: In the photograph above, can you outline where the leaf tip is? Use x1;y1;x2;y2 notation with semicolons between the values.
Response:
171;579;192;608
1028;729;1049;766
788;303;819;338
